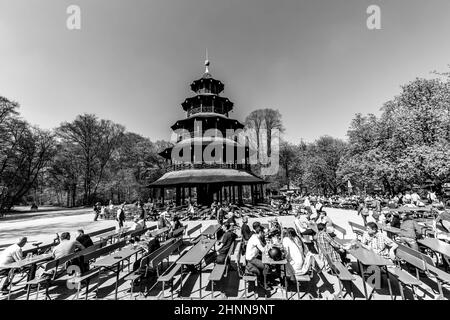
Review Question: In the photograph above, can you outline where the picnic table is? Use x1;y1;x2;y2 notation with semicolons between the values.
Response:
418;238;450;258
377;223;403;238
176;238;216;299
262;252;288;299
347;244;394;300
201;224;221;238
92;245;143;300
0;252;53;300
150;227;170;239
94;227;130;243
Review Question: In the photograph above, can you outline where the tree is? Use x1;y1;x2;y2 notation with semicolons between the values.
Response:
245;110;265;161
0;97;56;213
57;114;125;205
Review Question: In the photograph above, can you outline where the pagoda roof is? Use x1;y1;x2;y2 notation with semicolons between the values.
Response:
171;113;245;130
148;168;266;187
181;94;233;111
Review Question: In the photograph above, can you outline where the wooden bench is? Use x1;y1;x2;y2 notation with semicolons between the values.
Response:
150;239;184;277
317;242;355;300
156;248;189;299
348;221;365;240
394;243;436;299
332;223;347;239
208;240;236;298
123;238;178;296
171;225;187;239
186;223;202;242
235;244;257;299
88;226;116;238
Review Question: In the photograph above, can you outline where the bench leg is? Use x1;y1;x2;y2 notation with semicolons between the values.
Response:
211;281;214;299
36;283;40;300
398;282;405;300
26;284;32;300
86;279;90;300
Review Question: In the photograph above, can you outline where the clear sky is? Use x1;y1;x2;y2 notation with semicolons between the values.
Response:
1;0;450;144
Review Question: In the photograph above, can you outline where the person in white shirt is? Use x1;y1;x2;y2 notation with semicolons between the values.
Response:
0;237;28;294
411;192;421;205
245;223;267;280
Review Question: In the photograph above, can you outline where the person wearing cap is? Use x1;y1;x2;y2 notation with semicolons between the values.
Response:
215;222;237;264
0;237;27;294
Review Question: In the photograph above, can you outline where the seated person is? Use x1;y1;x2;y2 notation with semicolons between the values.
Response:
225;210;238;227
315;211;334;236
245;223;268;287
52;232;85;259
397;212;423;251
76;230;93;248
316;223;348;267
0;237;27;294
268;218;282;238
157;211;171;230
282;228;316;280
361;222;398;260
215;223;237;264
240;216;253;242
172;216;183;231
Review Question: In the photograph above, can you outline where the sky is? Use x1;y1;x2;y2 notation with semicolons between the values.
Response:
1;0;450;144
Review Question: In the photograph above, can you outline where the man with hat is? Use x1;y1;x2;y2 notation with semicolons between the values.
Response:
0;237;28;294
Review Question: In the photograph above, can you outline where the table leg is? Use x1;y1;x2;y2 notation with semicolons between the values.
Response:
284;265;288;300
263;264;267;299
358;261;368;300
199;262;202;299
384;266;393;300
179;264;184;297
115;264;120;300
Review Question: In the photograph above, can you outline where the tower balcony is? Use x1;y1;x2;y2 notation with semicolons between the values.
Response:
187;106;229;117
164;162;251;173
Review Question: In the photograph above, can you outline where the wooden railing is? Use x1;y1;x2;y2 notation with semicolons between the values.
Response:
165;163;251;173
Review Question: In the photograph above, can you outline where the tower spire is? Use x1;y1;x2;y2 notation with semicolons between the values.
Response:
204;48;210;74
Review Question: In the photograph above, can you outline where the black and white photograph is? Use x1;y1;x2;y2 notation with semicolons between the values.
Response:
1;0;450;308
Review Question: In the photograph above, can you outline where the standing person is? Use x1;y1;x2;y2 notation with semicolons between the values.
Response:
360;202;370;226
137;201;145;220
93;202;101;221
411;191;421;206
215;223;237;264
210;201;219;220
116;203;126;229
0;237;27;294
187;202;195;218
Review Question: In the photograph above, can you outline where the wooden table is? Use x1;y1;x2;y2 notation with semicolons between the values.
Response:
0;253;53;300
418;238;450;258
262;253;288;299
377;223;403;238
176;238;216;299
201;224;221;238
347;244;394;300
150;227;169;240
92;246;143;300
